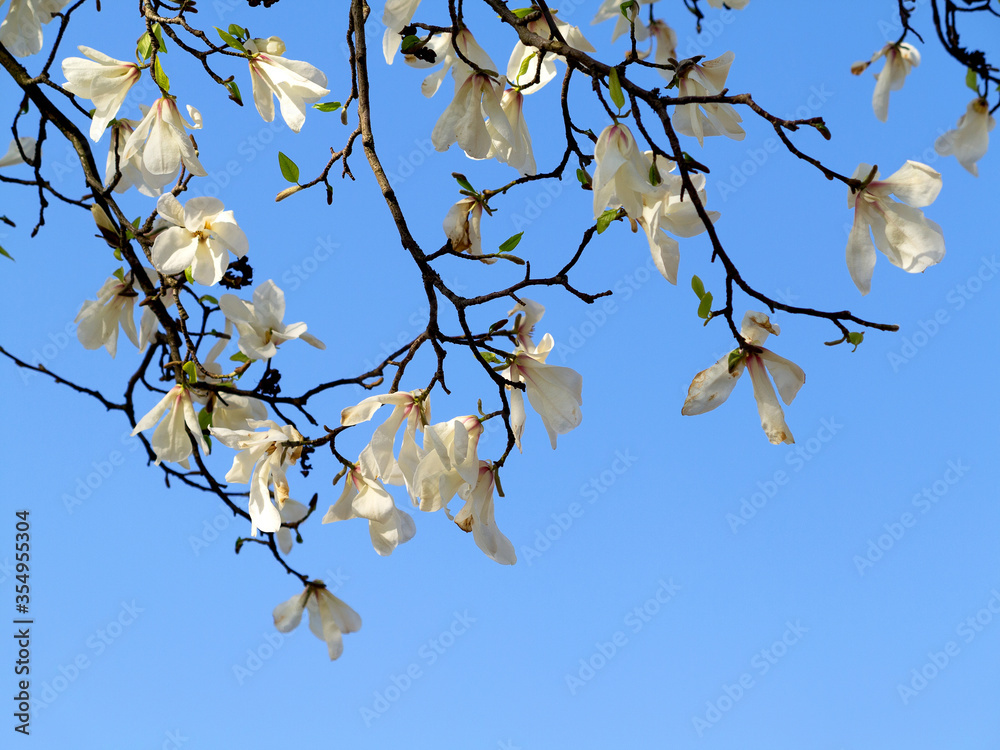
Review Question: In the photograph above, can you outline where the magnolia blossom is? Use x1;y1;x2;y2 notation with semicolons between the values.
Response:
432;71;511;160
341;390;430;491
672;52;745;146
453;462;516;565
854;42;920;122
591;0;652;42
647;20;677;78
151;194;248;286
846;161;944;295
273;584;361;660
934;98;995;177
75;267;159;358
219;280;325;360
192;321;268;433
122;98;206;190
406;33;455;98
105;119;159;195
210;419;304;536
410;416;483;512
442;196;493;262
0;137;35;167
682;312;805;445
61;46;140;141
486;88;536;175
245;36;329;133
382;0;422;64
592;123;659;220
276;499;309;555
322;464;416;556
638;157;719;284
0;0;68;57
131;384;209;466
505;11;593;93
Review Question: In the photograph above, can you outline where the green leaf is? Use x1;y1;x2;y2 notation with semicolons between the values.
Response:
966;67;978;92
182;361;197;384
152;23;167;53
648;161;661;186
498;232;523;253
576;168;591;186
152;56;170;93
230;352;250;363
312;101;342;112
516;51;536;82
216;27;246;53
225;80;242;105
848;331;864;352
697;291;713;319
400;34;421;54
200;294;218;305
813;122;831;140
691;274;705;299
235;538;244;554
481;352;500;364
619;1;637;19
227;23;246;38
608;67;625;110
511;7;535;18
137;31;153;61
454;174;475;192
113;267;125;282
0;245;13;261
198;407;213;431
727;349;744;374
278;151;300;183
184;267;194;283
596;208;618;234
113;248;123;260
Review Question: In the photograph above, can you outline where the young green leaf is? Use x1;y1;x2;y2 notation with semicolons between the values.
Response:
312;101;342;112
113;267;125;282
727;349;744;374
198;407;213;431
0;245;14;261
225;80;242;105
152;23;167;53
182;361;197;384
576;168;591;187
697;291;713;319
152;56;170;93
511;7;535;18
619;1;637;19
200;294;218;305
216;27;246;53
454;174;475;192
137;31;153;61
499;232;524;253
230;352;250;363
278;151;300;183
691;275;706;299
113;248;123;261
517;51;537;81
596;208;618;234
609;67;625;110
228;23;246;38
649;161;661;186
400;35;422;54
966;67;978;92
847;331;864;352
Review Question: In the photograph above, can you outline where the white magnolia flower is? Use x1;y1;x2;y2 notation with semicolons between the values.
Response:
846;161;944;295
210;419;304;536
506;348;583;451
0;137;35;167
382;0;422;64
432;71;512;160
273;583;361;661
122;98;206;190
682;311;805;445
591;0;652;43
508;298;547;353
442;196;493;262
454;462;516;565
322;464;416;556
855;42;920;123
934;97;995;177
245;36;329;133
486;88;536;175
151;194;248;286
647;20;677;78
592;122;658;220
131;384;209;466
275;498;309;555
638;159;719;284
406;33;454;98
341;390;430;491
219;280;325;360
105;119;159;196
0;0;68;58
672;52;745;147
410;416;483;512
61;46;141;141
505;11;594;93
75;267;159;358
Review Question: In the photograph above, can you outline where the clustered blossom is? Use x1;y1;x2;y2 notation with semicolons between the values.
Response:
672;51;745;147
60;46;140;141
935;98;995;177
846;161;944;295
122;98;206;191
210;419;305;536
682;311;805;445
852;42;920;122
219;280;325;360
322;463;417;556
273;584;361;660
131;384;209;467
245;36;329;133
592;122;658;221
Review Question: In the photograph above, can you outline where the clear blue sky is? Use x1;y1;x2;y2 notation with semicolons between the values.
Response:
2;1;998;747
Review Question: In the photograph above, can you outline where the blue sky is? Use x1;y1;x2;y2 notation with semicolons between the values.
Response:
2;1;999;747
